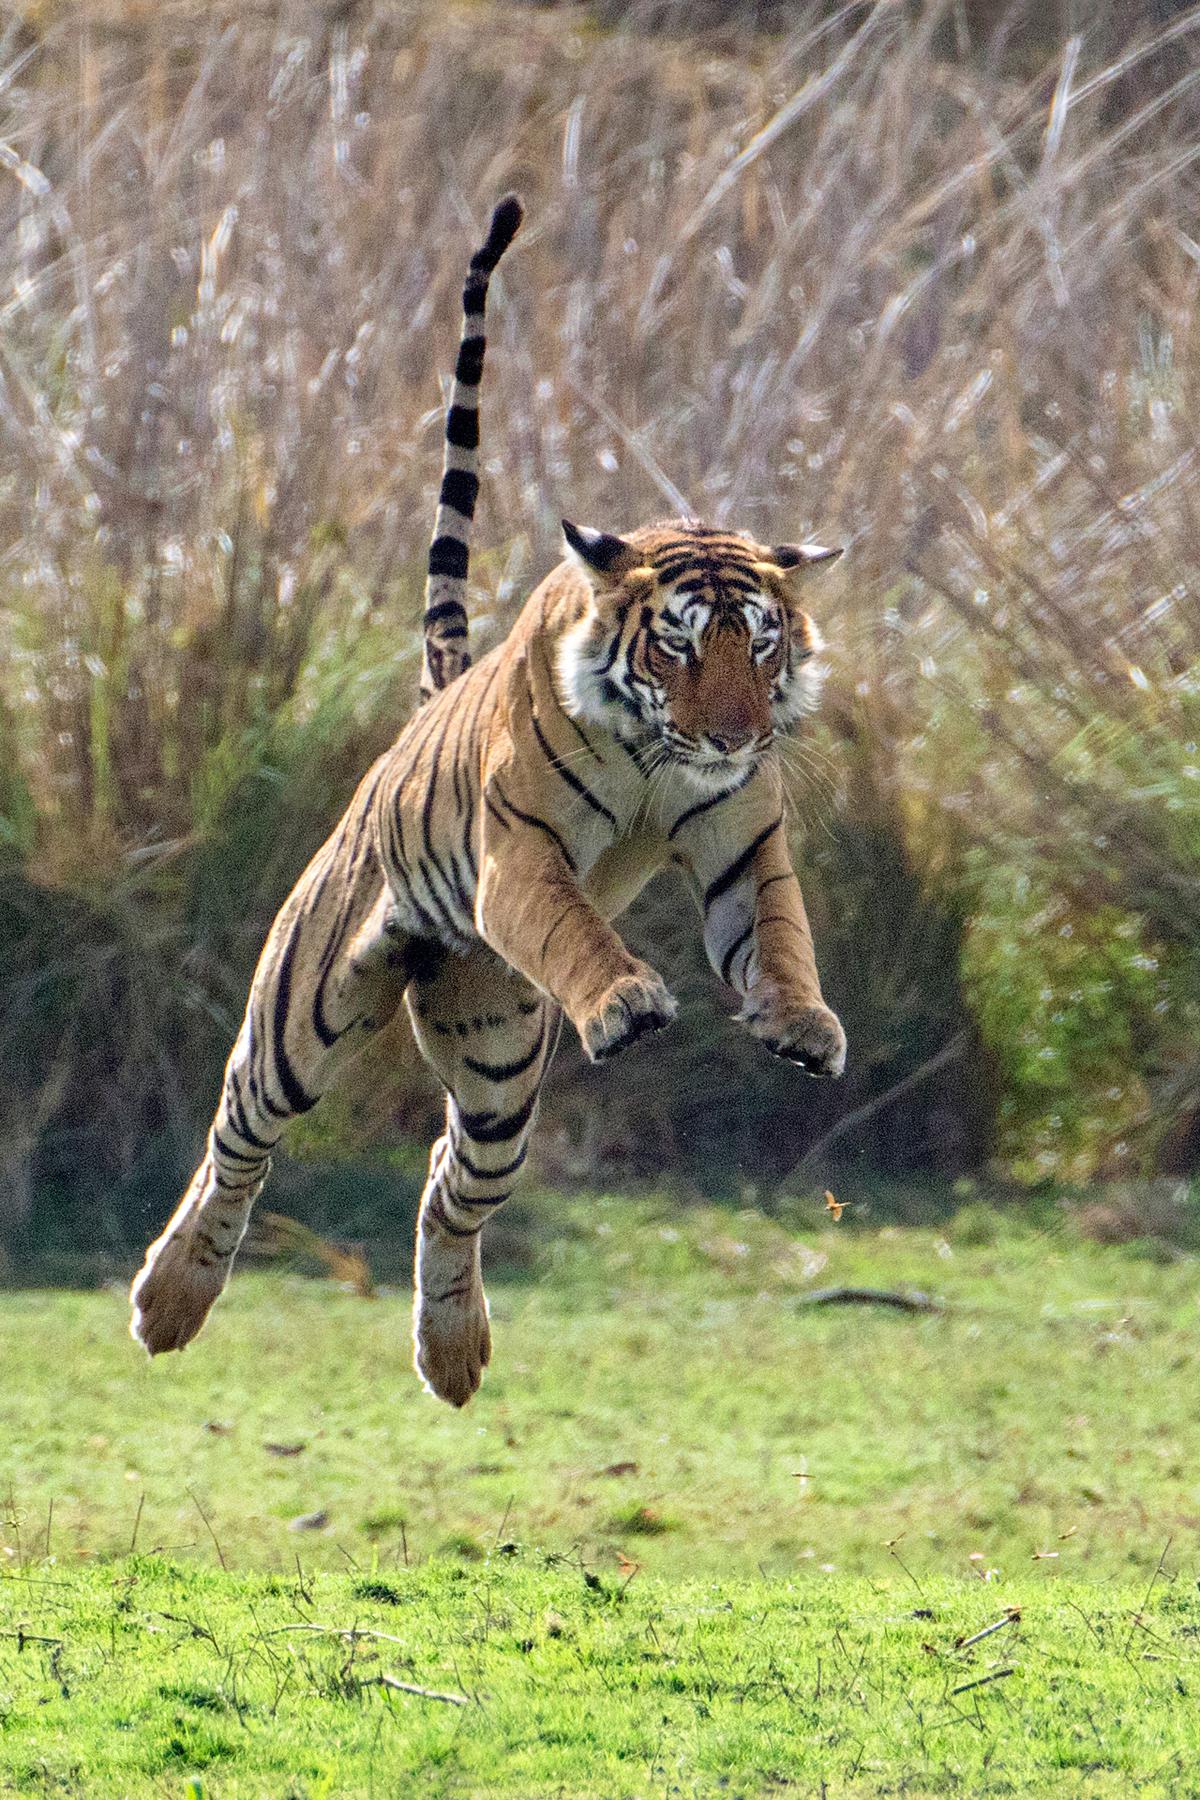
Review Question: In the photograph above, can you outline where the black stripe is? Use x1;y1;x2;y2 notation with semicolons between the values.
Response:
417;856;467;943
427;1197;481;1238
313;891;364;1050
445;1188;512;1213
454;1144;528;1182
417;718;461;930
246;1036;286;1123
415;857;461;935
538;906;575;964
462;1026;546;1081
249;993;292;1123
428;535;470;579
382;789;405;869
720;923;754;986
226;1077;277;1152
597;629;624;675
448;850;476;915
213;1129;268;1168
457;1088;538;1144
757;912;807;934
599;676;642;721
429;1280;474;1303
703;817;782;913
484;793;511;834
486;786;577;872
423;851;469;930
453;659;501;836
454;335;486;386
446;405;479;450
394;872;443;940
450;717;466;817
560;708;605;764
422;708;454;860
667;770;753;840
313;795;386;1051
439;467;480;518
271;928;320;1116
529;713;617;827
423;598;468;628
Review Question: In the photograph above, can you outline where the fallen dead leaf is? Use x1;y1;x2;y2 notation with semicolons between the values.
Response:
255;1213;375;1297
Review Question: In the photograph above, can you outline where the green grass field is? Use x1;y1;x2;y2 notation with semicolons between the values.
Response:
4;1196;1200;1795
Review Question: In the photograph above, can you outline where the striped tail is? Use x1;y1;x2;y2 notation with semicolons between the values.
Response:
420;194;524;700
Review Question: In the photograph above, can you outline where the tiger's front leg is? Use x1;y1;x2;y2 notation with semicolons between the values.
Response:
674;784;846;1077
406;948;559;1406
475;799;676;1063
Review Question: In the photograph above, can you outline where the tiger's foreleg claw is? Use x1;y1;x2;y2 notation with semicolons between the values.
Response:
579;967;678;1063
740;987;847;1078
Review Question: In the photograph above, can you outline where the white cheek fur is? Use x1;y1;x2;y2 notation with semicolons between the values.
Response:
773;621;828;728
555;614;626;729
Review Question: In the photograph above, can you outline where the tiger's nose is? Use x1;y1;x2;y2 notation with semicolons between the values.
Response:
707;729;753;754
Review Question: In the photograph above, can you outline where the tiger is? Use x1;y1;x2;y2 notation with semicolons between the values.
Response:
130;196;847;1407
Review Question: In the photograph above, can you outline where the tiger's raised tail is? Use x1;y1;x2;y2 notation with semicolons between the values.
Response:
419;194;524;700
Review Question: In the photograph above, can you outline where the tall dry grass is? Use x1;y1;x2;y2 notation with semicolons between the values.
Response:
2;0;1200;1243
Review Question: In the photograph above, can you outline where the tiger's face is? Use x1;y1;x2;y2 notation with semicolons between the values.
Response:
556;519;841;793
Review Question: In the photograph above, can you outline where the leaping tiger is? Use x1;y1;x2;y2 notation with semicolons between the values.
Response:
130;196;847;1407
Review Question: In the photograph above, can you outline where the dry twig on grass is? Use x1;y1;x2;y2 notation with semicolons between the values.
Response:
376;1673;470;1706
950;1666;1015;1697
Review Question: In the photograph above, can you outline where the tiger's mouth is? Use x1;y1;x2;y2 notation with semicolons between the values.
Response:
657;729;773;792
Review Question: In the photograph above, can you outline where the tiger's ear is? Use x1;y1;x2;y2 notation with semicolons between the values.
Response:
770;542;844;572
562;519;640;588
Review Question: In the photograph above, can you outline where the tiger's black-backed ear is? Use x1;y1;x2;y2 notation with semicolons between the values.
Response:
562;519;637;584
772;543;844;571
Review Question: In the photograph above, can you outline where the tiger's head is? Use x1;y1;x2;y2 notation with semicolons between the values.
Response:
556;518;842;792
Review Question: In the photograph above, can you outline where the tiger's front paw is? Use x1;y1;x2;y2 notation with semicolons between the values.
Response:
741;989;847;1078
414;1280;492;1408
579;967;677;1063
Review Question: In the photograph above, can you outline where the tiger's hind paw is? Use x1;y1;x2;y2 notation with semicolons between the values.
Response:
130;1233;228;1355
414;1283;492;1408
579;968;677;1063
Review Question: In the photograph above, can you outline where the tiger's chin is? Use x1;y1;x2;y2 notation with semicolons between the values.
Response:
669;749;764;795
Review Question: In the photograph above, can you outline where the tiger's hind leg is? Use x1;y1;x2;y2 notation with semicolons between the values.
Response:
131;865;411;1355
406;947;558;1407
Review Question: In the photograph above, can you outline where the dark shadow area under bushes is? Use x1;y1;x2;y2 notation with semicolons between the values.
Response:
0;792;993;1266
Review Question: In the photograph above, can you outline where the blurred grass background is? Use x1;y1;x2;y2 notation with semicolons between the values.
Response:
3;0;1200;1263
